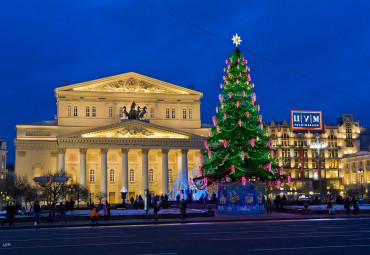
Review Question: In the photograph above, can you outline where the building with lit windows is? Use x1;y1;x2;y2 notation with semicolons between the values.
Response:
266;114;369;196
0;138;7;179
15;72;208;203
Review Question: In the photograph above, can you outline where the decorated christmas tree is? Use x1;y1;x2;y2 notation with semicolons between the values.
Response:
198;34;287;189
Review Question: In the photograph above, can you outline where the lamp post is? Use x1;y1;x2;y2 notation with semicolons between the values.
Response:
310;135;327;195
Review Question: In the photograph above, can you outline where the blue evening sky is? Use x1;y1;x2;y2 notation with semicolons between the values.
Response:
1;1;370;165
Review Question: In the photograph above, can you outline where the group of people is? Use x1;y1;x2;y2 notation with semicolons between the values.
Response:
1;204;17;226
89;201;111;226
344;196;359;215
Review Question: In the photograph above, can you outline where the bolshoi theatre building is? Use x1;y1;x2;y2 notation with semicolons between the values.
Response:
15;72;209;203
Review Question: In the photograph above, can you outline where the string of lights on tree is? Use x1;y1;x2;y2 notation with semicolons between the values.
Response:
194;34;290;190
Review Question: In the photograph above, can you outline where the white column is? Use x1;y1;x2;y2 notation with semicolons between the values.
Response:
356;161;359;184
79;148;87;187
121;149;129;194
58;148;66;174
162;149;169;195
142;149;149;193
181;149;189;196
100;148;108;196
364;160;367;184
349;163;353;184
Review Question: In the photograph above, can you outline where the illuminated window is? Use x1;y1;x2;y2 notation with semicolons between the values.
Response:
90;169;95;182
109;107;113;117
92;106;96;117
172;108;175;118
329;159;338;168
183;108;187;119
149;169;154;182
168;169;173;183
110;169;115;182
86;106;90;117
67;105;72;116
166;108;170;118
150;107;154;118
73;106;78;116
189;108;192;119
130;169;135;182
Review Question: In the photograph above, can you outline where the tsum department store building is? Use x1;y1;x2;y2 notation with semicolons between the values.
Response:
267;115;370;196
15;72;208;203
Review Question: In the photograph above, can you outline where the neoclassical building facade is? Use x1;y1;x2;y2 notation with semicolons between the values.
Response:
15;72;208;203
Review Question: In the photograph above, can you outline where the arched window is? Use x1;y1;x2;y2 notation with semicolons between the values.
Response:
73;106;78;116
34;168;41;177
110;169;115;182
166;108;170;119
171;108;175;118
150;107;154;118
90;169;95;182
70;168;75;182
148;169;154;182
129;169;135;182
67;105;72;117
182;108;187;119
86;106;90;117
92;106;97;117
189;108;192;119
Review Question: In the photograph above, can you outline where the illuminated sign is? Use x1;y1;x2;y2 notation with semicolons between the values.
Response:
291;110;322;130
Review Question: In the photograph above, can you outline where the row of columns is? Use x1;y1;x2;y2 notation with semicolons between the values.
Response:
348;161;368;184
57;148;189;196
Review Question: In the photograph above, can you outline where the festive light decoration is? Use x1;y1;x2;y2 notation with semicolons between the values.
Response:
195;34;284;185
232;33;242;46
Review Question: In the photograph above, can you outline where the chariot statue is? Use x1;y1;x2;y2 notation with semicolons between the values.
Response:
123;101;147;119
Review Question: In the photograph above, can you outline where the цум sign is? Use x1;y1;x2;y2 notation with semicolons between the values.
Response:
291;110;322;131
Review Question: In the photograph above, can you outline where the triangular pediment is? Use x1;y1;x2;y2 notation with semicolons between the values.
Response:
61;120;202;140
55;72;202;96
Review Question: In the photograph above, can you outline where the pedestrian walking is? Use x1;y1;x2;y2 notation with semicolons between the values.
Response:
327;200;334;214
344;197;351;215
57;202;67;222
90;206;99;226
352;197;358;215
180;199;187;220
153;201;160;222
265;198;272;214
33;201;41;226
103;201;110;220
176;194;180;206
1;204;12;226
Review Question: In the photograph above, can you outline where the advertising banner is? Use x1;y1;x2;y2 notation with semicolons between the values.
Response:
218;182;264;215
291;110;322;130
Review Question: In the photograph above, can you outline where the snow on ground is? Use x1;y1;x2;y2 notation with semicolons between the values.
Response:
0;208;206;218
285;204;370;210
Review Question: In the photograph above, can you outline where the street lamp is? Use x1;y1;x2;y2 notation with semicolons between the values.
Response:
310;135;327;195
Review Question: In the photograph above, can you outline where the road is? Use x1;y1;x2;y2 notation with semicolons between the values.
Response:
1;218;370;254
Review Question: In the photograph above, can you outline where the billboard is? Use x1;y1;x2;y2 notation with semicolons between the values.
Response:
291;110;322;130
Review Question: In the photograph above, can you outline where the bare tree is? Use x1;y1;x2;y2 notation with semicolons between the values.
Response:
66;183;89;208
95;192;107;206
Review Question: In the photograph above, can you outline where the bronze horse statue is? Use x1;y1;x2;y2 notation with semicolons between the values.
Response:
125;102;147;119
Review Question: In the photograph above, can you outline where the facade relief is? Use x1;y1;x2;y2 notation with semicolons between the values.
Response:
73;78;186;94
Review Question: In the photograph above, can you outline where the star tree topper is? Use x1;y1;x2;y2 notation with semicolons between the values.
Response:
232;33;242;47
